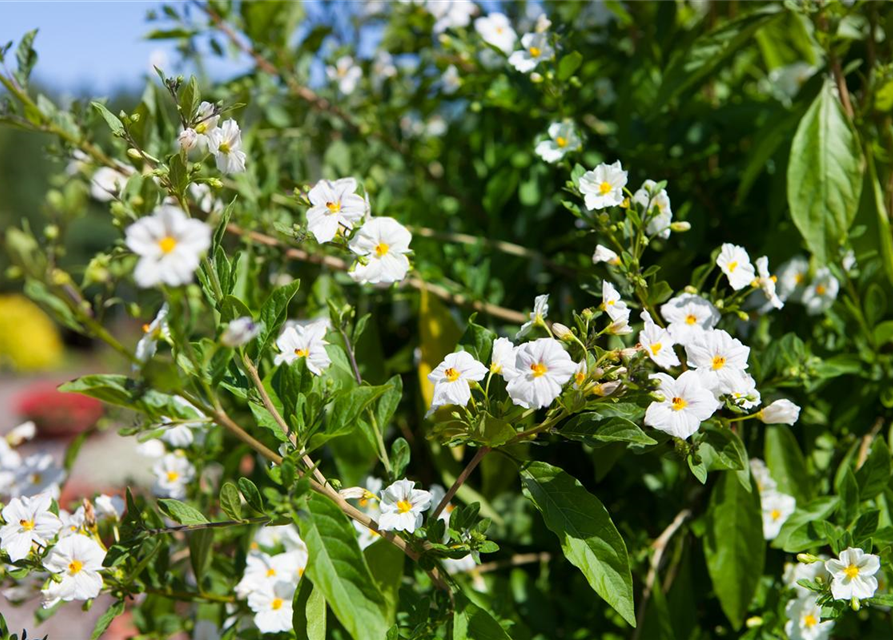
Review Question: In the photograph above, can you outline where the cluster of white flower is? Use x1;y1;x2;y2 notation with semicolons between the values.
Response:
305;177;412;285
0;422;65;502
179;101;247;174
326;56;363;95
0;491;122;607
236;524;308;634
475;13;517;55
508;17;554;74
774;256;840;316
750;459;796;541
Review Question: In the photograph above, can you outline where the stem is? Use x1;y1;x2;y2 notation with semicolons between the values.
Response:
142;516;271;535
431;446;491;520
509;410;567;444
143;587;235;604
475;552;551;574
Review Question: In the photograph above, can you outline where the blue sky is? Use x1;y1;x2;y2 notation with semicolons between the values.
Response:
2;1;246;95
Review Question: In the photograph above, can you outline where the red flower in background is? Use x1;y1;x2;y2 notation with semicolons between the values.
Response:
15;383;103;437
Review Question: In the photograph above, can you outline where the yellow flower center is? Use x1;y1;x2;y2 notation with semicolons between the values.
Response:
803;614;817;628
374;242;390;257
685;314;697;325
271;597;284;610
19;519;34;531
195;122;208;134
158;236;178;254
68;560;83;575
770;275;777;283
397;499;413;514
671;397;687;411
711;356;726;370
574;372;586;386
496;27;504;34
266;568;277;577
529;46;541;57
556;136;567;148
444;367;460;382
490;363;502;374
326;201;341;214
621;197;630;209
298;567;305;577
844;564;860;579
294;348;309;358
530;362;548;378
599;181;613;195
218;141;231;155
815;284;827;296
794;273;805;285
649;343;662;355
727;261;738;272
166;471;180;482
770;509;782;521
30;473;42;485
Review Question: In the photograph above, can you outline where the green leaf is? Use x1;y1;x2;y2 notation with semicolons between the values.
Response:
520;461;635;626
91;600;125;640
14;29;38;88
560;415;657;447
459;314;497;363
297;494;390;640
698;426;749;490
865;154;893;286
364;539;404;624
764;425;811;505
220;481;243;521
293;578;327;640
91;101;125;135
703;472;764;630
558;51;583;81
259;280;302;356
787;79;864;263
180;75;200;121
157;499;209;525
855;438;892;500
310;384;390;450
390;438;410;480
453;594;512;640
773;497;839;552
657;7;782;106
238;478;265;514
188;528;214;584
835;467;860;527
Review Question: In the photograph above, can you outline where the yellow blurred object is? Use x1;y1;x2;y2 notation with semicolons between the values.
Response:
417;284;462;409
0;294;64;371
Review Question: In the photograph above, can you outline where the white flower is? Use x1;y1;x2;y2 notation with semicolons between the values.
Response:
42;534;106;604
535;121;581;164
90;166;130;202
327;56;362;94
379;479;432;533
509;32;554;73
638;311;680;369
236;550;306;599
152;453;195;500
728;371;761;410
754;256;784;310
644;371;719;440
750;458;777;493
428;0;476;33
842;249;857;272
371;51;397;90
428;351;488;412
716;243;757;291
490;337;518;377
784;595;834;640
592;244;620;266
348;217;412;285
0;493;62;562
770;62;817;103
125;205;212;288
221;317;263;347
601;281;629;323
59;506;86;538
633;180;673;239
6;421;36;447
579;161;628;210
135;303;171;363
825;547;881;601
684;329;750;395
192;101;220;149
776;256;810;302
572;360;588;390
274;321;331;375
208;119;247;174
759;399;801;425
516;294;549;338
253;524;306;553
761;490;796;540
306;178;367;244
607;315;634;335
504;338;576;409
178;128;198;152
135;439;166;459
660;293;720;346
784;557;830;598
801;267;839;315
12;454;65;499
94;494;125;521
353;519;382;550
475;13;517;54
248;580;296;633
441;64;461;94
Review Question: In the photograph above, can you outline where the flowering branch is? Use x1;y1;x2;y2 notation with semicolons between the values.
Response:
431;446;490;520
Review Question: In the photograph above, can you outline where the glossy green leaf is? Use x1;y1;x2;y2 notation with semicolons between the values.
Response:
293;578;327;640
764;425;811;505
560;415;657;447
453;594;512;640
158;499;208;525
219;481;243;521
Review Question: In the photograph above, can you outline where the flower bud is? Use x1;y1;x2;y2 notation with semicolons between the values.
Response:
51;269;71;285
670;221;691;232
339;487;367;500
178;128;198;151
130;113;140;123
126;148;142;160
581;308;594;320
736;310;750;321
530;72;544;83
745;617;763;628
552;323;573;341
44;224;59;241
758;399;801;425
220;317;263;347
797;553;819;564
207;178;224;189
851;597;861;612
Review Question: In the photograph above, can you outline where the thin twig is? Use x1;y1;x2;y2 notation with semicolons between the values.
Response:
475;552;551;574
142;516;271;535
856;418;884;470
432;446;491;520
143;587;234;604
